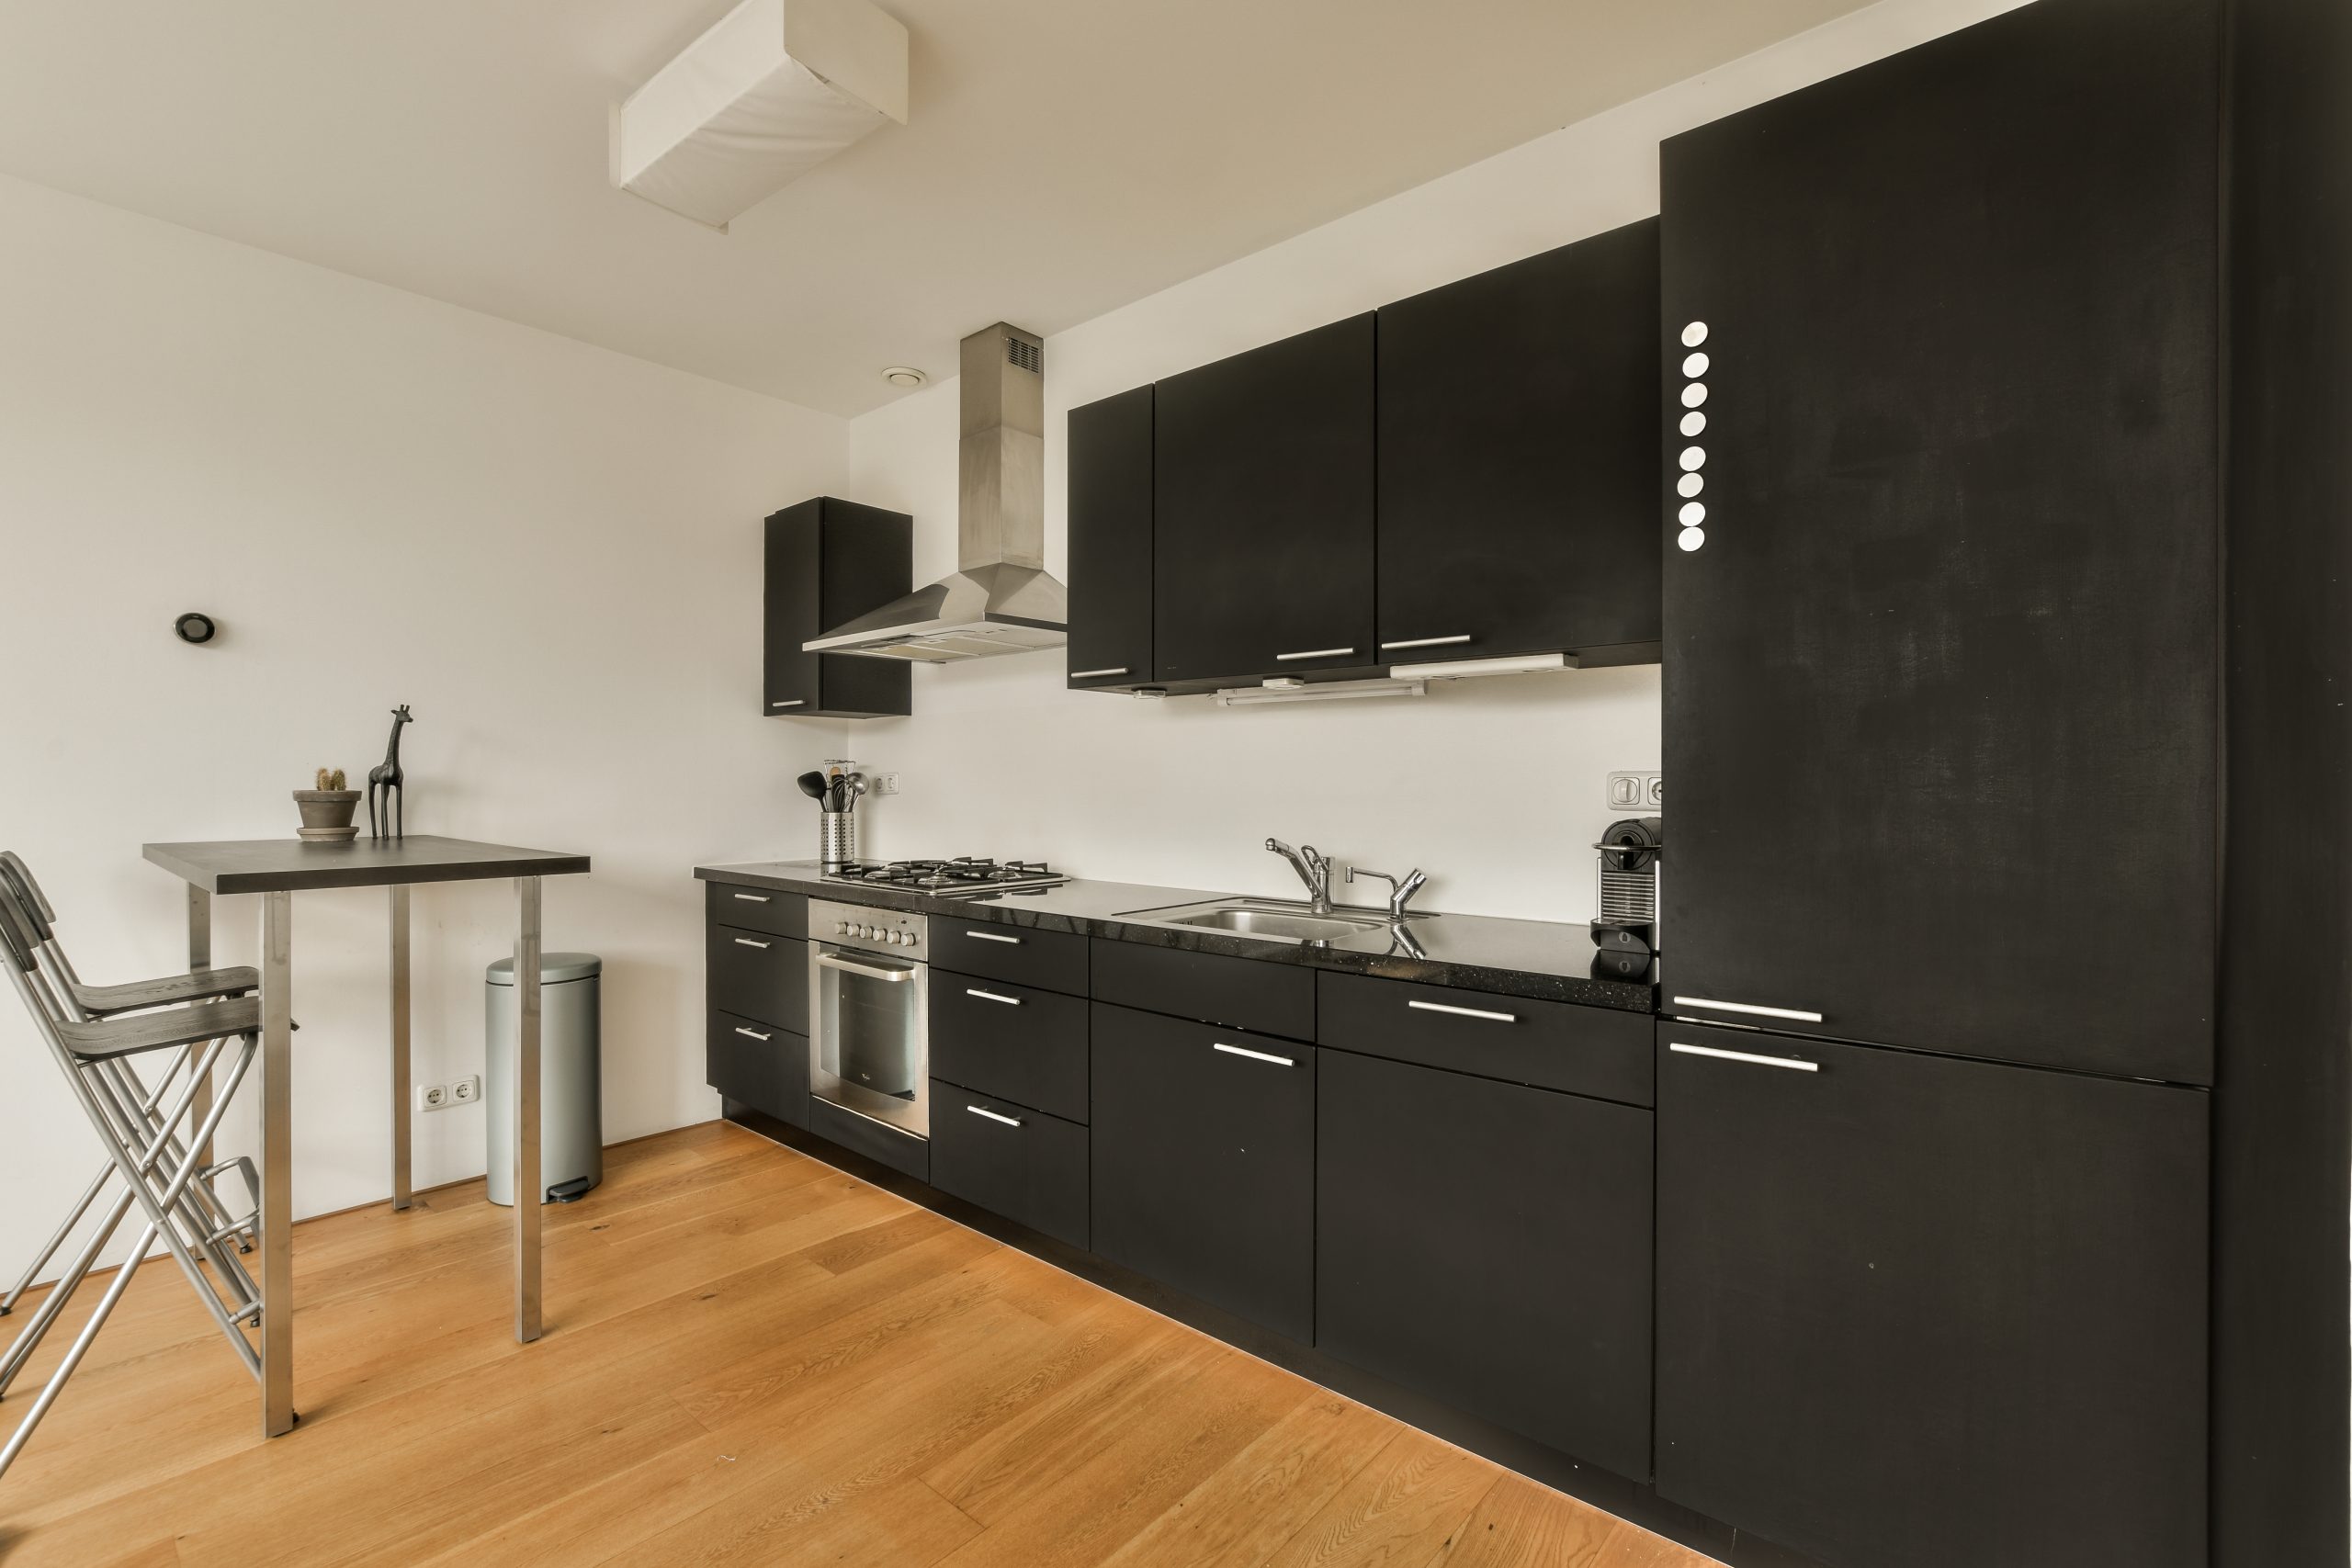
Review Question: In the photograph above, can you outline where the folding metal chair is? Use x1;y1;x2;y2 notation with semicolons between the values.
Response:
0;853;260;1325
0;864;272;1481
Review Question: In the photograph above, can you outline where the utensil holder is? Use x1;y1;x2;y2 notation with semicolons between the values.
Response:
820;812;854;871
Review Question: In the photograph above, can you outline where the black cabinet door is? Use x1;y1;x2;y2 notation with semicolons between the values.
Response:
763;496;912;719
1659;0;2220;1082
1153;316;1375;683
1656;1022;2208;1568
1090;1003;1315;1340
1066;386;1153;690
707;1010;809;1129
1376;221;1660;664
1317;1051;1651;1478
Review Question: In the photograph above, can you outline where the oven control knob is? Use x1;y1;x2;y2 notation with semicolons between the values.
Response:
835;920;850;935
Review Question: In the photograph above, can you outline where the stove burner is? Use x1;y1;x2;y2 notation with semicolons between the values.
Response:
824;856;1062;894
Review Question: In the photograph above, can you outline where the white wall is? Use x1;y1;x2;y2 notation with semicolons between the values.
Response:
0;171;846;1274
839;0;2022;920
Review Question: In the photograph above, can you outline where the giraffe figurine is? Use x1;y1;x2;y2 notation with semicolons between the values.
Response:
368;705;413;840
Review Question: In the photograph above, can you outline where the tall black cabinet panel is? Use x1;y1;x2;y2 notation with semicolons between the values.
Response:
763;497;912;719
1065;386;1153;690
1659;0;2220;1084
1153;316;1375;684
1656;1023;2208;1568
1316;1051;1652;1480
1376;221;1661;665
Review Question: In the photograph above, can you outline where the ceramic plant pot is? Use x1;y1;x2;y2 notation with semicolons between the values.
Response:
292;789;362;842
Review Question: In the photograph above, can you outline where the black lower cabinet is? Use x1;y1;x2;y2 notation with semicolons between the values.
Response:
928;1082;1089;1249
1090;1003;1315;1341
1655;1022;2209;1568
707;1010;809;1130
1316;1051;1652;1480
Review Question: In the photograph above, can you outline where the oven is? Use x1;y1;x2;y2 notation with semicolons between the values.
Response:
807;898;930;1140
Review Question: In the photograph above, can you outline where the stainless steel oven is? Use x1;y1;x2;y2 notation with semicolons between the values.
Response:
808;898;930;1140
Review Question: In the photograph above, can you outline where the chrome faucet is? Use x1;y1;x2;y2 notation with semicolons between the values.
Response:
1265;839;1334;914
1346;863;1430;920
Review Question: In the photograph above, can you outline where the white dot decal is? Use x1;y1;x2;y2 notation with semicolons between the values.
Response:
1679;502;1705;525
1679;446;1707;472
1681;383;1708;409
1677;473;1703;498
1681;321;1710;348
1678;526;1707;552
1680;411;1706;437
1681;352;1710;378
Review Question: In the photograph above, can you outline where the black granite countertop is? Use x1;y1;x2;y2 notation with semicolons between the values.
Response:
695;861;1658;1012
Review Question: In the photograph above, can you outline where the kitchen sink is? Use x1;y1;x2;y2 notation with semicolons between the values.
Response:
1114;897;1415;944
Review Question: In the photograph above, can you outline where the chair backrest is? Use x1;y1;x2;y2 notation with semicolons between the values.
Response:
0;853;55;946
0;861;44;977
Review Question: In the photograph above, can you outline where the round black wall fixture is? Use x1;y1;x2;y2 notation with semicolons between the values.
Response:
174;612;218;646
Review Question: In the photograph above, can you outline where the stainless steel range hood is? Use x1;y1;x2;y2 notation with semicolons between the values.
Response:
805;322;1067;662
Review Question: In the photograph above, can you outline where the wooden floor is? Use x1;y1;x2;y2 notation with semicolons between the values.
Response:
0;1121;1713;1568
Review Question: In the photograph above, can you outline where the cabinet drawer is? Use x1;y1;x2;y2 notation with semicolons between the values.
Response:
1090;1002;1316;1341
1091;940;1315;1042
1316;972;1652;1107
925;919;1088;995
707;925;808;1033
929;1083;1090;1249
707;1010;809;1129
932;972;1089;1123
704;881;807;939
806;1096;929;1182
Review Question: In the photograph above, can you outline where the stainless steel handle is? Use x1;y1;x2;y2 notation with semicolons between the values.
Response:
1274;647;1356;661
967;1105;1023;1127
1669;1042;1819;1073
1213;1042;1295;1067
1071;667;1130;680
963;931;1022;944
816;951;917;984
1378;635;1473;650
769;699;805;709
731;937;771;950
732;1026;773;1042
966;988;1022;1007
1408;998;1515;1023
1673;996;1825;1024
730;893;771;903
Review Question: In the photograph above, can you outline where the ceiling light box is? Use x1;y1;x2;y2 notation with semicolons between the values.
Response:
612;0;908;231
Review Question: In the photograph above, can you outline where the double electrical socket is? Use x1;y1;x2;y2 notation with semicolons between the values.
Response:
417;1076;480;1113
1606;772;1665;811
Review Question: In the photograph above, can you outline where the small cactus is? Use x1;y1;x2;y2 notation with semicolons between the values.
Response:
316;767;347;791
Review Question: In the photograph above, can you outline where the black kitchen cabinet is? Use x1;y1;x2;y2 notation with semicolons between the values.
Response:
1376;222;1660;667
1152;316;1375;684
929;1082;1090;1250
1065;386;1154;690
707;1009;809;1130
1655;1022;2208;1568
1659;0;2220;1084
706;924;806;1034
1090;1002;1315;1340
763;497;912;719
1317;1050;1652;1479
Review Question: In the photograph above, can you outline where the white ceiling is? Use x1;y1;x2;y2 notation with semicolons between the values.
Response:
0;0;1867;417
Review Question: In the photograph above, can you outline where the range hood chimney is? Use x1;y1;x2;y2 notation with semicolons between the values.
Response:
804;323;1068;662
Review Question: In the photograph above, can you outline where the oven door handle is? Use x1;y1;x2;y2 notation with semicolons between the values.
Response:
815;950;919;984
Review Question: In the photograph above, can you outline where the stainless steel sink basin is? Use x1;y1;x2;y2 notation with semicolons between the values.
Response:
1114;897;1413;944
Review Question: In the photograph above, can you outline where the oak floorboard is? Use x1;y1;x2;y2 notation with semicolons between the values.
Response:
0;1120;1720;1568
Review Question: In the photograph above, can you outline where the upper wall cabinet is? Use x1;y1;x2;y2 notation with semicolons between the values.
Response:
1376;220;1661;665
763;497;913;720
1152;315;1377;686
1065;386;1154;691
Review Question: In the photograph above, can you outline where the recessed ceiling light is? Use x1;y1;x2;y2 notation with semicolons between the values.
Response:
882;367;927;388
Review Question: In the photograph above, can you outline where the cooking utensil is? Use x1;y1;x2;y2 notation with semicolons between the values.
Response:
796;772;827;802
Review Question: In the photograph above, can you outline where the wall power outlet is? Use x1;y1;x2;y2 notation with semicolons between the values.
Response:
1606;772;1664;812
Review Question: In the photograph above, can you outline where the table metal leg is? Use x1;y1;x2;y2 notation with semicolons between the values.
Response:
390;886;412;1213
259;891;295;1437
514;875;541;1343
187;886;213;1169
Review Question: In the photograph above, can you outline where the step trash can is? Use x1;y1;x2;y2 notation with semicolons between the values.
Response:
486;952;604;1206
